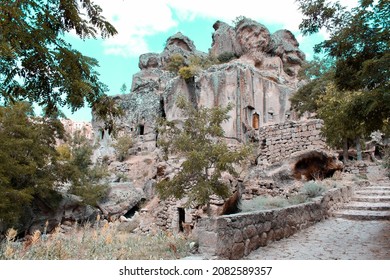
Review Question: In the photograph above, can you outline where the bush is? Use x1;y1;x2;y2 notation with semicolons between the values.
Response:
382;146;390;178
0;223;191;260
217;52;237;63
241;196;289;212
166;54;186;73
178;66;197;80
300;181;326;198
112;136;134;162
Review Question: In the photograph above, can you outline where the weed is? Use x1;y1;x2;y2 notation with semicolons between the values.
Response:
0;223;191;260
300;181;326;198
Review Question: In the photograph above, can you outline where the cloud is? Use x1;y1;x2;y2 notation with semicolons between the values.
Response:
93;0;359;58
94;0;178;57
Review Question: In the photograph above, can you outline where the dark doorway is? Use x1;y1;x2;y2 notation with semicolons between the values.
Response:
252;113;260;129
178;207;185;232
139;124;144;135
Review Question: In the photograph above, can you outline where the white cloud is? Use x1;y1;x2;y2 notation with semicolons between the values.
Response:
94;0;178;57
93;0;359;57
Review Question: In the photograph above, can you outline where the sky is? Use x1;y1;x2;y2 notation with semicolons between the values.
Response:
63;0;358;122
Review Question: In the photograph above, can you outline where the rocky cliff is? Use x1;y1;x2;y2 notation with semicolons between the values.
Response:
92;17;306;154
89;18;313;233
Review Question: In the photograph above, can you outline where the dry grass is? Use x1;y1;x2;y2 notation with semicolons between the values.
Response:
0;221;192;260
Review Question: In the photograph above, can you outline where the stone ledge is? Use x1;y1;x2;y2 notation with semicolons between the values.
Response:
196;185;353;259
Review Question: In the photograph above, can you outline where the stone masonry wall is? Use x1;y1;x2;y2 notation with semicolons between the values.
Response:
256;119;326;165
196;185;353;259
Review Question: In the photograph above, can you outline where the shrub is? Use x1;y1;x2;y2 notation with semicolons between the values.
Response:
112;136;134;162
0;223;191;260
300;181;326;198
178;66;197;80
166;54;186;73
217;52;237;63
241;196;289;212
383;146;390;178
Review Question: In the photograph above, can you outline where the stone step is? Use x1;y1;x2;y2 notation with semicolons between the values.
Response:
333;209;390;220
352;196;390;203
342;201;390;211
359;186;390;190
355;190;390;196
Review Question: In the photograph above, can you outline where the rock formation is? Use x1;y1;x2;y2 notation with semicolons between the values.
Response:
90;17;336;232
92;17;306;153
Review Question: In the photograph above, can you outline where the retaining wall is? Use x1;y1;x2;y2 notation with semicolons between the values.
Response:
196;185;353;259
257;119;326;165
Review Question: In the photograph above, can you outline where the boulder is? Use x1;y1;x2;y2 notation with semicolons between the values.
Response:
27;193;99;235
235;18;271;53
268;30;306;77
138;53;162;70
98;183;144;219
210;20;242;58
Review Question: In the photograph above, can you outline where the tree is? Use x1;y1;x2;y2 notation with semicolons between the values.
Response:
120;83;128;94
156;98;252;212
296;0;390;134
0;103;109;230
0;0;121;126
0;102;66;228
316;83;366;161
59;130;109;207
290;56;335;116
111;135;134;162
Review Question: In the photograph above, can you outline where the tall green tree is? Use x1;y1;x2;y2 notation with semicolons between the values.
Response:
0;102;66;227
60;131;109;207
295;0;390;134
0;103;108;230
0;0;121;125
156;98;252;212
290;56;335;116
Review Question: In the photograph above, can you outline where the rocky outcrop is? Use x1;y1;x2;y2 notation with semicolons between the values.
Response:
24;193;99;235
90;17;315;233
211;21;242;58
98;183;144;220
92;17;306;148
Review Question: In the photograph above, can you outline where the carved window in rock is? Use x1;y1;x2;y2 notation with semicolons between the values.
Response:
100;129;105;140
178;207;185;232
268;109;274;121
252;113;260;130
138;124;145;136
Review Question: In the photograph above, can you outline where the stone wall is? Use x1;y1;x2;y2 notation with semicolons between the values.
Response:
196;185;353;259
256;119;326;165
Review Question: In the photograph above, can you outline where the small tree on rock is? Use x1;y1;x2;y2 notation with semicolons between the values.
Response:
156;97;252;213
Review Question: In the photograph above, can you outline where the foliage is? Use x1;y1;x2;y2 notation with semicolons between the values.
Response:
111;135;134;162
178;66;197;80
232;15;248;28
300;181;326;198
0;223;191;260
0;0;121;126
166;54;220;80
217;52;237;63
241;196;290;212
61;131;109;206
290;56;335;116
296;0;390;134
120;83;128;94
156;97;252;209
315;83;367;148
166;54;186;73
383;146;390;178
0;102;66;228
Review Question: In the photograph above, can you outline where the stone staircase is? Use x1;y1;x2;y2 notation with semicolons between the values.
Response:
334;184;390;220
